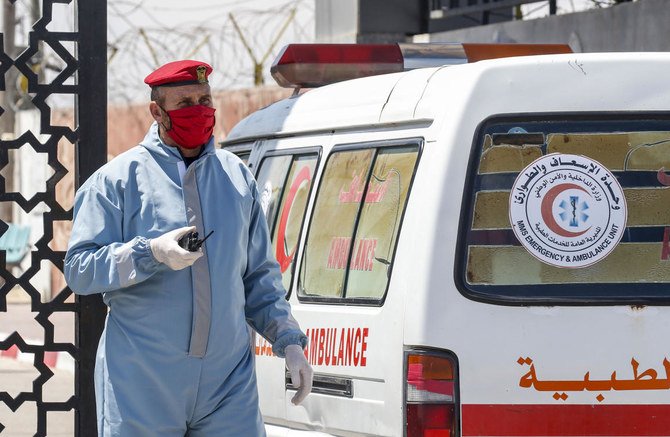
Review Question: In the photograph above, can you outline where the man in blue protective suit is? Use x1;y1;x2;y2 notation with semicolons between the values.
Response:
64;60;313;436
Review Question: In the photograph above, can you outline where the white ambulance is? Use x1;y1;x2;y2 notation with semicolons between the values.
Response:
223;43;670;436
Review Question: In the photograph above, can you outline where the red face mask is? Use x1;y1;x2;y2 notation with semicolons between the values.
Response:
162;105;216;149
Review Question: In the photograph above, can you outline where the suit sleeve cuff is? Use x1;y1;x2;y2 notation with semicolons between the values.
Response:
272;330;308;358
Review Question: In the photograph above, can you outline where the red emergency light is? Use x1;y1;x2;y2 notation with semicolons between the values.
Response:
271;43;572;89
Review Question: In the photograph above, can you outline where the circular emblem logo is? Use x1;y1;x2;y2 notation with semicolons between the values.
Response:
509;153;627;268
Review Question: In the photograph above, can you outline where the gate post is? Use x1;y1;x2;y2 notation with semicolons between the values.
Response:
75;0;108;435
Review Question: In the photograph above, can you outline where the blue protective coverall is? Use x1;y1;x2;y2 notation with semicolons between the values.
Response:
65;122;307;436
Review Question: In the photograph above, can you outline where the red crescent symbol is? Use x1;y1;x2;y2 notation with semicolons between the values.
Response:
540;183;590;238
275;166;312;273
658;167;670;186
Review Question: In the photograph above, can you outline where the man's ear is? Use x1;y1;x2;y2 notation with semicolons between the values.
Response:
149;101;163;123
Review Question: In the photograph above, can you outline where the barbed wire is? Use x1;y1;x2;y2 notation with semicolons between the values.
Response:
106;0;314;103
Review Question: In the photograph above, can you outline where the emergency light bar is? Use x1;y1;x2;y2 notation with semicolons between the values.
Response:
271;43;572;88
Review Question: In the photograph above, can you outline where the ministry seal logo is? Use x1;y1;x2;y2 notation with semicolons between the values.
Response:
509;153;627;268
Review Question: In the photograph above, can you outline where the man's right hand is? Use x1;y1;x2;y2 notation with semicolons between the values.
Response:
150;226;203;270
285;344;313;405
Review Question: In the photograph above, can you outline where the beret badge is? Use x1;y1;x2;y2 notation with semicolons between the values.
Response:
197;65;207;83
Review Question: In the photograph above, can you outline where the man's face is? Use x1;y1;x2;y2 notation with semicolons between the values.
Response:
149;83;213;146
158;83;213;112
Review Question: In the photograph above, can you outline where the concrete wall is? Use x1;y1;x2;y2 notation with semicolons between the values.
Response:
429;0;670;52
316;0;424;43
315;0;359;42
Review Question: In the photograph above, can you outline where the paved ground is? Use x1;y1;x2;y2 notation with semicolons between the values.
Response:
0;357;75;436
0;304;76;435
0;303;75;346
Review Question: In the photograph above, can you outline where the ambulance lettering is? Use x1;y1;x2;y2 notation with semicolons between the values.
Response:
339;170;390;203
305;327;369;367
255;336;275;357
327;237;378;271
518;356;670;402
254;327;370;367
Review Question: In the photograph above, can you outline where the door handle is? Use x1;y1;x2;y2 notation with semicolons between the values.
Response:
285;371;353;398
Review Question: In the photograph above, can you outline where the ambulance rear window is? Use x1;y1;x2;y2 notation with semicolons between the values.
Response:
299;140;420;304
458;114;670;304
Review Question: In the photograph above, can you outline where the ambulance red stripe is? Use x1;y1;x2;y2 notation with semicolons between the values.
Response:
462;404;670;436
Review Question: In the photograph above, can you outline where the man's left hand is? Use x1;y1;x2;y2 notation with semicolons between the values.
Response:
284;344;313;405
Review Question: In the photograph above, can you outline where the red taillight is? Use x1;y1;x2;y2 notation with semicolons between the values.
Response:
406;352;457;437
407;405;455;437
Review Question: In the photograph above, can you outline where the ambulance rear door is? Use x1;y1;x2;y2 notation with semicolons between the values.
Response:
283;134;424;435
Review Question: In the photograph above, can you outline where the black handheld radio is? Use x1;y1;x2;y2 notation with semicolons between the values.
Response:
178;230;214;252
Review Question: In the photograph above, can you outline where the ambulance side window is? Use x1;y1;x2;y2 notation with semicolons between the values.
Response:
255;152;319;294
299;143;420;303
220;144;252;166
256;155;292;233
458;115;670;303
236;151;251;165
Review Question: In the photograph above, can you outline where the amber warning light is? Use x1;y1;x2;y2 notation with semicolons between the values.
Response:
271;43;572;89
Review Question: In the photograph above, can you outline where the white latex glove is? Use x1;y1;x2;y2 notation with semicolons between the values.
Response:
149;226;203;270
285;344;313;405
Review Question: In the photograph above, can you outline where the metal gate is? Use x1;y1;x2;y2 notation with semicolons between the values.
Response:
0;0;107;435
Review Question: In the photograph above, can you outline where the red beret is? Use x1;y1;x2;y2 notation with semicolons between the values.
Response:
144;60;213;87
